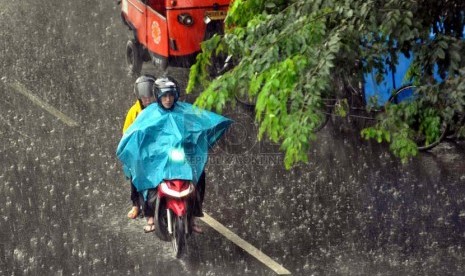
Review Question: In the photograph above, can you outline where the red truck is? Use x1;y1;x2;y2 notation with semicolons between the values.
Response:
120;0;230;74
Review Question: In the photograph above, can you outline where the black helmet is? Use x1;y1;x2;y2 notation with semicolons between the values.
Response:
134;74;156;100
154;76;180;104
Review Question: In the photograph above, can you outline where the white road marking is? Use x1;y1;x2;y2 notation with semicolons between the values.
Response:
201;213;292;275
8;80;79;127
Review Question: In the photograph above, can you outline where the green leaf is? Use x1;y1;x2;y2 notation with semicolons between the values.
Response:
435;48;446;59
265;3;276;9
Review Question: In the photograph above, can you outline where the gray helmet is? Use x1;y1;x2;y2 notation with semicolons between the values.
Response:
134;74;156;99
154;76;180;104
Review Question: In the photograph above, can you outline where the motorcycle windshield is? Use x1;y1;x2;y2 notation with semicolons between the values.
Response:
116;102;232;192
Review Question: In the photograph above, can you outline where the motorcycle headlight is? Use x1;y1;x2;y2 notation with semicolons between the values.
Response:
169;148;186;162
178;13;194;26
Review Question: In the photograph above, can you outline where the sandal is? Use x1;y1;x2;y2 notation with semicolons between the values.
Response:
127;207;140;219
143;223;156;233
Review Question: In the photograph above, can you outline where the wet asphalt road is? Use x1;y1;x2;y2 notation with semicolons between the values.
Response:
1;1;465;275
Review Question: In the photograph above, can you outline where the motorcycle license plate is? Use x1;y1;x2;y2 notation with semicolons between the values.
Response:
205;10;227;20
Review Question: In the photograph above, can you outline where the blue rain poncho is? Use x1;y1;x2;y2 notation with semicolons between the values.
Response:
116;102;232;194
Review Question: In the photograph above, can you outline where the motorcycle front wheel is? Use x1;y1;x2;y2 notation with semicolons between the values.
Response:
171;216;186;258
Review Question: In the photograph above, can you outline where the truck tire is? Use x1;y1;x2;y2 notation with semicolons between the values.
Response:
126;39;142;75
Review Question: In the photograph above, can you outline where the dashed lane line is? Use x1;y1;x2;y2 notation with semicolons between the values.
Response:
7;80;79;127
201;213;292;275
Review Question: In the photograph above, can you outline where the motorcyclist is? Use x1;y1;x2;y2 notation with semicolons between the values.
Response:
143;76;205;233
122;74;157;223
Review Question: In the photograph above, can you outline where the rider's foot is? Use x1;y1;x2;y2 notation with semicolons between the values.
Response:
192;218;203;233
127;206;139;219
192;224;203;233
143;223;155;233
144;217;155;233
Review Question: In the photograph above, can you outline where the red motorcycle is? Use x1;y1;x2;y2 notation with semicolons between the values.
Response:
154;179;196;258
149;147;197;258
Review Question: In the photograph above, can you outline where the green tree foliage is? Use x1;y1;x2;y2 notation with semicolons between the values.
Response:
187;0;465;168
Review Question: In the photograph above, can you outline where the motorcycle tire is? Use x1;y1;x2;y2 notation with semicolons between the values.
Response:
172;216;185;258
155;197;170;241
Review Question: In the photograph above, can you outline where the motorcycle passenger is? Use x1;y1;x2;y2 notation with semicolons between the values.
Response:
143;76;205;233
122;74;157;222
